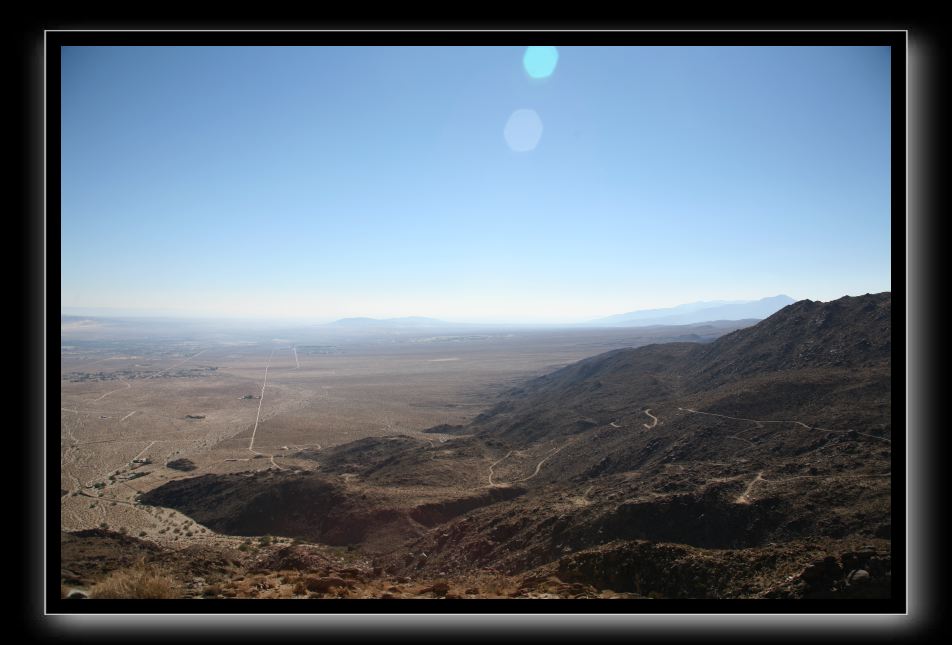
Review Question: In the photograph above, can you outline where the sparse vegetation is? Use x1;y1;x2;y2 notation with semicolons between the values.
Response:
166;458;197;472
89;559;178;599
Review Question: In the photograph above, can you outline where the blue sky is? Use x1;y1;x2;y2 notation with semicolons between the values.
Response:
61;45;892;323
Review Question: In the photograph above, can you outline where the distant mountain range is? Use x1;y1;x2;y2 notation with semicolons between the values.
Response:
322;296;797;329
588;295;796;327
323;316;451;328
64;295;800;332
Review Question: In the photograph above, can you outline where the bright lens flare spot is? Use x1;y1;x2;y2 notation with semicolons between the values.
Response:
523;46;559;79
504;109;544;152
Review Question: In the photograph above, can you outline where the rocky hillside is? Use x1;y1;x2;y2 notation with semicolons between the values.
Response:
93;293;891;600
467;293;891;448
684;292;891;385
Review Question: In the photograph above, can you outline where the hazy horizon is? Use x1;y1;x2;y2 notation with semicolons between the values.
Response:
59;292;901;327
61;294;798;325
62;46;891;322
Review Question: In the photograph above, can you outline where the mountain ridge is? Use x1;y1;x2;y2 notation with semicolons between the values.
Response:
589;294;796;327
128;292;892;599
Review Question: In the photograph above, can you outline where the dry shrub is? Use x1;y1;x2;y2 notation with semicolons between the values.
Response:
89;559;178;599
477;572;515;597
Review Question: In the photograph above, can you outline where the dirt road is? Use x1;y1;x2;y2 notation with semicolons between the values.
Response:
643;409;658;429
488;439;574;486
487;451;513;487
248;349;276;451
735;471;764;504
677;407;890;443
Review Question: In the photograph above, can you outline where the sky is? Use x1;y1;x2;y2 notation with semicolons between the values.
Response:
61;45;892;323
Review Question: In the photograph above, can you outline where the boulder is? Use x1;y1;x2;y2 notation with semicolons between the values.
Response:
847;569;870;585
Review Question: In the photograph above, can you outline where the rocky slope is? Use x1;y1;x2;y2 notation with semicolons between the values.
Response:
66;293;892;600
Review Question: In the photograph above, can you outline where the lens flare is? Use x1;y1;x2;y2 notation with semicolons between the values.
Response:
504;109;544;152
522;46;559;79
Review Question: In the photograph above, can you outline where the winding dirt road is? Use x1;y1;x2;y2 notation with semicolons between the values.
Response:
677;407;890;443
488;439;575;487
487;451;513;487
722;469;891;505
735;471;764;504
512;440;574;483
643;409;658;430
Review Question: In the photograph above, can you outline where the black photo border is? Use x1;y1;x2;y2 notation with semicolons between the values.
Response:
21;21;938;642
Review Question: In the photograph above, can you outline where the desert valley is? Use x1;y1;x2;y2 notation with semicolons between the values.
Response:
59;294;892;601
